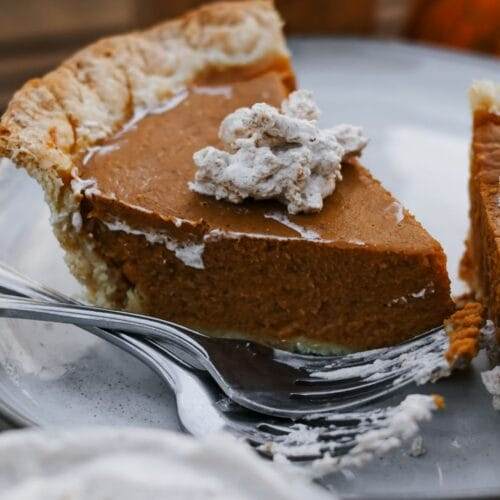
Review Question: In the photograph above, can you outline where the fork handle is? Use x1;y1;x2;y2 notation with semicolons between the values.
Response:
0;294;210;366
0;263;77;304
0;263;205;369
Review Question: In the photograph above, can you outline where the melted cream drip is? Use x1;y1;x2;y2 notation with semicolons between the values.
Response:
204;228;338;245
264;211;320;240
121;90;189;137
102;219;205;270
81;89;190;165
193;85;233;98
82;143;121;165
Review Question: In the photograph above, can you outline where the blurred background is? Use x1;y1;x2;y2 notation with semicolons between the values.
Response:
1;0;499;110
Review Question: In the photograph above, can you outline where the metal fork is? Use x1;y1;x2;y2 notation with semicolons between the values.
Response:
138;342;442;470
0;263;453;418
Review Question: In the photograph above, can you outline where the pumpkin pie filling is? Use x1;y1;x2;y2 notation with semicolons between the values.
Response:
73;71;453;352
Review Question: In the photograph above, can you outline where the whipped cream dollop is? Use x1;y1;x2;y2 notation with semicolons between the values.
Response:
0;428;333;500
189;90;367;214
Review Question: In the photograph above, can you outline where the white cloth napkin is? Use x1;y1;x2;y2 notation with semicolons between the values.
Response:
0;427;334;500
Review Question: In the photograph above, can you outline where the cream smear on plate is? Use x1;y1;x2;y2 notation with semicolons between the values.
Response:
481;366;500;410
480;320;500;410
262;394;440;475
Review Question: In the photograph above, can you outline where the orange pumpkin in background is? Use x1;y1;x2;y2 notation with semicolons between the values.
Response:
407;0;500;55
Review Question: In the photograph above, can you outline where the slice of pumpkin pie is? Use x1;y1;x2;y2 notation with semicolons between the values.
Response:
460;81;500;345
0;1;453;352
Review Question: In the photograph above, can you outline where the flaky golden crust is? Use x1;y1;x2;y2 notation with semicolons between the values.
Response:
0;1;294;308
445;302;484;364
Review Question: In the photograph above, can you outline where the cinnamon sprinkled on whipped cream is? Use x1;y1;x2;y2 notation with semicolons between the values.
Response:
189;90;367;214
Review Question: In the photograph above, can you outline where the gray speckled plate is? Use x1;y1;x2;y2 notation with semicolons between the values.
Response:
0;39;499;499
